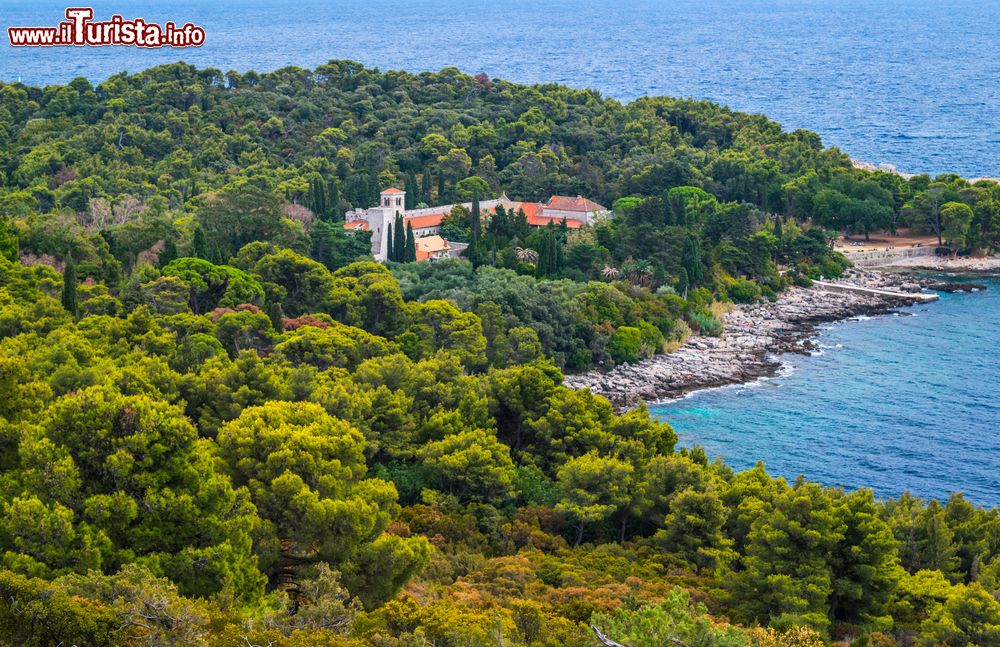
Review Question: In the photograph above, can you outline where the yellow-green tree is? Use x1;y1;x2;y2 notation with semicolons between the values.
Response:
216;401;429;606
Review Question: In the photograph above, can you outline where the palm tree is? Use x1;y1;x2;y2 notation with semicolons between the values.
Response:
619;258;637;283
633;259;654;287
602;265;620;280
622;258;652;286
515;247;538;264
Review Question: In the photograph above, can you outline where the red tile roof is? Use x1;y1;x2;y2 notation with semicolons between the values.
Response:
343;220;369;231
545;195;607;212
381;187;404;194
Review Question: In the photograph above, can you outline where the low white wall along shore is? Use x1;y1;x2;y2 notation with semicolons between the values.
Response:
844;246;937;267
812;280;939;302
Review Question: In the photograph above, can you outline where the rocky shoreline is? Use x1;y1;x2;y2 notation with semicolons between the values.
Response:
564;270;936;409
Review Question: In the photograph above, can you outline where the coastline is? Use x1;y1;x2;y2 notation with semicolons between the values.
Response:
564;270;933;408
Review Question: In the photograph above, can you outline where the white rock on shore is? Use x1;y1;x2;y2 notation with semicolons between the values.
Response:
883;254;1000;272
563;273;930;408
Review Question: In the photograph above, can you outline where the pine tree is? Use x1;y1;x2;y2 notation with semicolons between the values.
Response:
393;213;406;262
61;257;78;316
405;172;418;210
405;222;417;262
385;223;394;261
192;227;207;259
421;172;432;205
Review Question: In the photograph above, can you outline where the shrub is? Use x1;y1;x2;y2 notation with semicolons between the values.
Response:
0;570;124;647
689;311;723;337
722;275;763;304
608;326;643;364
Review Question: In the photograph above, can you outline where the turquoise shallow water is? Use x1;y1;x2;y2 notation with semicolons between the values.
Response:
651;278;1000;506
0;0;997;176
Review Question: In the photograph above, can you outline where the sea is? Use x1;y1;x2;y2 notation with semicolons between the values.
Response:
0;0;997;177
1;1;999;503
651;278;1000;506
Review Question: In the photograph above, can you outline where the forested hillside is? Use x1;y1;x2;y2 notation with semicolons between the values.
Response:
1;62;999;646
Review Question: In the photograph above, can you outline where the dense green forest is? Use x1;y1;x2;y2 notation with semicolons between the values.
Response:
1;61;999;646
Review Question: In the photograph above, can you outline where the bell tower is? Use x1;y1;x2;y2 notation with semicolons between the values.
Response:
374;188;405;261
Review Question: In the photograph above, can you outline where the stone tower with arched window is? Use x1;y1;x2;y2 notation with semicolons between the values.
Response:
370;187;405;260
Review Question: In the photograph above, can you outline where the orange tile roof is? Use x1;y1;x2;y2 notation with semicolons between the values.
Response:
381;187;404;194
514;202;542;219
527;214;584;228
545;195;607;212
405;212;448;229
415;235;450;261
343;220;369;231
508;201;584;228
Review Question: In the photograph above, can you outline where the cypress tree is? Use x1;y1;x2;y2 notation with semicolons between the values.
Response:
371;173;381;206
0;217;18;262
683;237;704;286
535;232;550;278
393;213;406;262
311;178;326;218
405;172;418;210
405;222;417;262
471;188;482;244
553;231;564;274
192;227;207;259
327;180;340;220
61;257;78;316
421;172;432;205
437;173;446;203
548;230;558;275
385;223;394;261
266;301;285;332
159;236;178;268
773;216;784;262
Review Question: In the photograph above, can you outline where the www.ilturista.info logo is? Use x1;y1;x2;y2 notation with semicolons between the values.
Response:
7;7;206;48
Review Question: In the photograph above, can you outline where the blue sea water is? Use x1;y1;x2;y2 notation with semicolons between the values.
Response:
0;0;997;177
651;279;1000;506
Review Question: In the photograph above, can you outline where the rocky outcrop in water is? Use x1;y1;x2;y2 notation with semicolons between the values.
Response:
564;279;927;409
